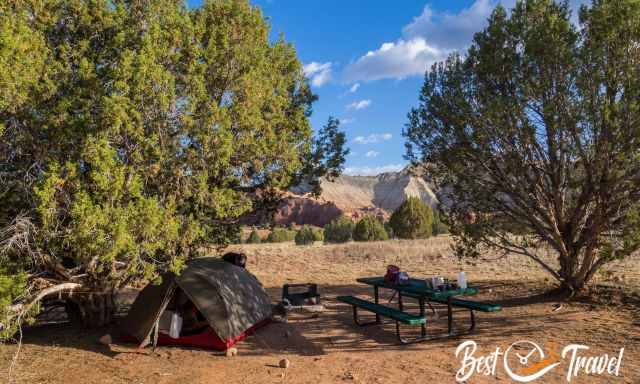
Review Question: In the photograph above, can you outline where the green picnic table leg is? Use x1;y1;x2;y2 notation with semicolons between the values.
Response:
374;286;380;324
419;298;427;337
447;296;453;334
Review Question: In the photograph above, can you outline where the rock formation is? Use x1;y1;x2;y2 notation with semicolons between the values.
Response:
272;167;438;227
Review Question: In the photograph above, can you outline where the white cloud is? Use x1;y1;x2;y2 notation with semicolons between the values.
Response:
344;38;445;83
344;163;405;176
339;117;356;125
349;83;360;93
346;99;372;111
303;61;332;87
365;150;380;158
402;0;495;50
343;0;589;83
353;133;392;145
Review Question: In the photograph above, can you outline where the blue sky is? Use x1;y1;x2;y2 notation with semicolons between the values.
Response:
188;0;587;175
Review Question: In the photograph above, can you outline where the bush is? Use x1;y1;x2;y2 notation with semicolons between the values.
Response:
311;226;324;242
352;216;389;242
246;230;261;244
266;227;296;243
383;221;394;239
389;197;434;239
295;225;317;245
432;210;449;235
324;216;354;243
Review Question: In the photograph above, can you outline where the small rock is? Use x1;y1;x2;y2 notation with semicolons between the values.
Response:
99;334;112;345
226;347;238;357
279;358;290;369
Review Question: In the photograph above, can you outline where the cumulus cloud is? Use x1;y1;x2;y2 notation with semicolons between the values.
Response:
344;163;405;176
343;0;589;83
353;133;392;145
303;61;332;87
344;38;445;82
349;83;360;93
346;99;372;111
365;150;380;158
402;0;495;49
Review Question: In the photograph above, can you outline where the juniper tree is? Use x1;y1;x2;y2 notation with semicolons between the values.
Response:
0;0;345;332
389;197;434;239
404;0;640;293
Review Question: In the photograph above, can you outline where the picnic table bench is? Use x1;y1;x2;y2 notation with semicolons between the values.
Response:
336;276;501;344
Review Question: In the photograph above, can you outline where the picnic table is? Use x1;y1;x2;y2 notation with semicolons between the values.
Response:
337;276;500;344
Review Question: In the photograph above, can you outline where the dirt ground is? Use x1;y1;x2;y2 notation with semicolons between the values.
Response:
1;237;639;383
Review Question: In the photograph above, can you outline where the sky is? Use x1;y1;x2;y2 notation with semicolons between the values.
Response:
188;0;587;176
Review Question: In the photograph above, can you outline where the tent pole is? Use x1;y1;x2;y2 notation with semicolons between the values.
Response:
152;323;159;351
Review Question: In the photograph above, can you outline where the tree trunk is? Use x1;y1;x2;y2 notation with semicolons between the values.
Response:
68;292;117;327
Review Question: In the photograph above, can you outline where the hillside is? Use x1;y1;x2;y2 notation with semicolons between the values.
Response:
273;168;439;226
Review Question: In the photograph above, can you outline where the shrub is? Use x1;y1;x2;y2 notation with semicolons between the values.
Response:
353;216;389;242
295;225;317;245
266;227;296;243
432;210;449;235
384;221;394;238
246;230;261;244
389;197;434;239
311;226;324;242
324;216;354;243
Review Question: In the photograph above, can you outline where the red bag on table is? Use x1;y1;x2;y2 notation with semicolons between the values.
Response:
384;265;400;284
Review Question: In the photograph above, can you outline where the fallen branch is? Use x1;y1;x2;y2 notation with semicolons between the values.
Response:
8;283;82;315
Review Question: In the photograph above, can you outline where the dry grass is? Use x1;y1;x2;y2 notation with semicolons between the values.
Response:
228;236;640;292
2;236;639;384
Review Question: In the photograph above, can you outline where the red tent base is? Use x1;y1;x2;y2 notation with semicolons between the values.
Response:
121;318;271;351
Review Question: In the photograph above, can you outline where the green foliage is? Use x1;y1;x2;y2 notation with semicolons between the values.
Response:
403;0;640;291
323;216;355;243
0;0;346;328
0;267;35;341
311;226;324;242
432;210;449;236
383;221;395;239
352;216;389;242
389;197;434;239
265;227;296;243
299;117;350;195
294;225;317;245
246;230;262;244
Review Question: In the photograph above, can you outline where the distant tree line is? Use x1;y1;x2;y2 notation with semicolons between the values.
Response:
244;197;447;245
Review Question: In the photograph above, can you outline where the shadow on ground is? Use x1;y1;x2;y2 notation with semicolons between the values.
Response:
16;280;637;360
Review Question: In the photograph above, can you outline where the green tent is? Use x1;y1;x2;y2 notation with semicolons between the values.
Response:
120;257;273;350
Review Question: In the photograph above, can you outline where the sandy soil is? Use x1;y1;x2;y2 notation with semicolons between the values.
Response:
1;237;639;384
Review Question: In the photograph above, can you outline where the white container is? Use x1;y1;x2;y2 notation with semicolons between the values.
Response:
458;272;467;289
169;311;183;339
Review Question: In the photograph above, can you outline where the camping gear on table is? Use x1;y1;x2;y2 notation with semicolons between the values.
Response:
339;276;501;344
384;265;401;284
120;257;272;351
431;277;444;289
457;271;468;289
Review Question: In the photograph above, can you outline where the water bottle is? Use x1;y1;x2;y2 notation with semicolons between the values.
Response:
169;311;183;339
457;272;467;289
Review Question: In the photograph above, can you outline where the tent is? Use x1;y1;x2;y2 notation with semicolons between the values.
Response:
120;257;273;350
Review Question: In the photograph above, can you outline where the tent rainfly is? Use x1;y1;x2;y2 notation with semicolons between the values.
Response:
120;257;273;350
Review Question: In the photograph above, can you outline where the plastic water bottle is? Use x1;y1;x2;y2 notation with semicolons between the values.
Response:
458;272;467;289
169;312;183;339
